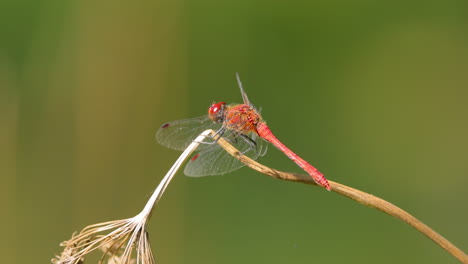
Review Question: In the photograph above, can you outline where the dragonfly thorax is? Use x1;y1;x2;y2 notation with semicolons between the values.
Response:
209;102;261;134
223;104;261;134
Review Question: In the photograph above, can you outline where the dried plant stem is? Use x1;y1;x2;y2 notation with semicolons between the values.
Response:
215;136;468;264
53;130;216;264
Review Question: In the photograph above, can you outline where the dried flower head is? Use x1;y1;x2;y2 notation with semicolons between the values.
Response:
52;215;151;264
52;130;214;264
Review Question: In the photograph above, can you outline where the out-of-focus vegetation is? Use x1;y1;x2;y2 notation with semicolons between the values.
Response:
1;1;467;263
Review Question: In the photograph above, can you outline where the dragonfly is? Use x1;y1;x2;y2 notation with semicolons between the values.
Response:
156;74;330;190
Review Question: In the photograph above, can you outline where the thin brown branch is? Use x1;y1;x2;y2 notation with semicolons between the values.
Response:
215;136;468;264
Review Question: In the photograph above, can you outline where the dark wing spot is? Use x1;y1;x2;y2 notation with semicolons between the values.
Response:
161;123;170;128
191;154;200;161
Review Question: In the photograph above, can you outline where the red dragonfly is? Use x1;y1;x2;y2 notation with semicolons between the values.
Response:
156;74;330;190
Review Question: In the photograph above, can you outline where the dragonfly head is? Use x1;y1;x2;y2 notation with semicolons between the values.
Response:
208;102;226;123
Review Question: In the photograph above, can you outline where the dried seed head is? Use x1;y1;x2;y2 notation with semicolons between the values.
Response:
52;217;154;264
53;130;215;264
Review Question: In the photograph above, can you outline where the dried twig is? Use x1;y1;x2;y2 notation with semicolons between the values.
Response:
215;136;468;264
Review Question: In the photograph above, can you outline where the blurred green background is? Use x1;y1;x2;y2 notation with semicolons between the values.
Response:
1;0;467;263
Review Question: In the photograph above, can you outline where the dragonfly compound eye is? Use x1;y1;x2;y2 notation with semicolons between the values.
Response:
208;102;226;123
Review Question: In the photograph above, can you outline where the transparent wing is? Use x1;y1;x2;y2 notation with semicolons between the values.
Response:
184;130;268;176
156;113;268;176
236;73;252;106
156;115;222;151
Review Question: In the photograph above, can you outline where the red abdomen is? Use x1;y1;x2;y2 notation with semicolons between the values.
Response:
257;122;331;190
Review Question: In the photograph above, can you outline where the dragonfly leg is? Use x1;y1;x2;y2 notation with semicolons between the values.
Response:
239;134;257;155
192;127;226;145
212;127;226;140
